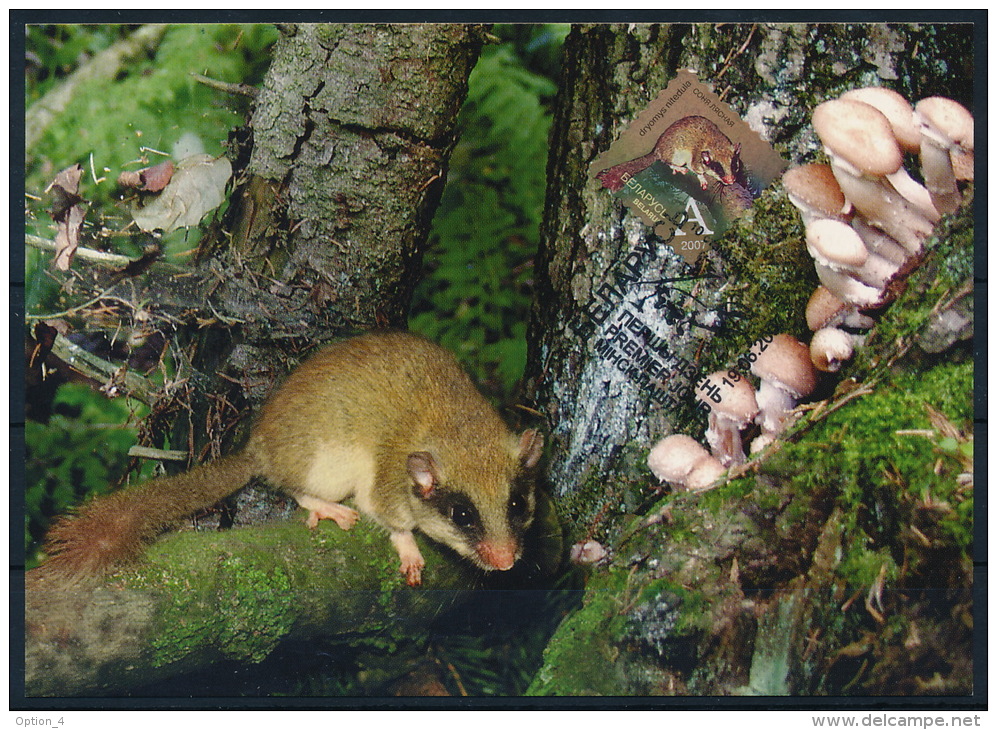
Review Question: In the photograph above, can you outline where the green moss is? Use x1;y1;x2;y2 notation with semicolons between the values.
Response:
215;556;295;662
526;570;631;696
146;571;221;668
706;191;817;374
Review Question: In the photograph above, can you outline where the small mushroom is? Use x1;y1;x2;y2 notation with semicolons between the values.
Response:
805;285;875;332
647;434;726;491
782;163;851;227
648;434;710;484
570;540;608;565
914;96;974;215
812;98;935;255
696;371;759;468
750;334;817;438
806;218;901;291
810;326;855;372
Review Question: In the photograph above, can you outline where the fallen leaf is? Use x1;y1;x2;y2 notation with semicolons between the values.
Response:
46;164;87;271
54;204;85;270
118;159;175;192
131;154;232;233
46;164;83;215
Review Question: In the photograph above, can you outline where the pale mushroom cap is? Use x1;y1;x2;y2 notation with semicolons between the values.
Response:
570;540;608;565
685;455;726;492
647;434;712;483
810;327;854;372
783;164;848;219
813;98;904;176
806;285;848;331
915;96;974;151
697;371;759;424
841;87;920;152
751;334;818;398
806;218;870;269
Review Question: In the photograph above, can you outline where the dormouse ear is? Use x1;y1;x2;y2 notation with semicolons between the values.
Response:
734;142;742;156
517;429;544;469
408;452;440;499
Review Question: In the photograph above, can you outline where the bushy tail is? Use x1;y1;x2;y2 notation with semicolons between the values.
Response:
37;451;259;580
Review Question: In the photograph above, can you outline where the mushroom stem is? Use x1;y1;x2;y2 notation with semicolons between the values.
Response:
814;263;886;309
885;168;941;223
755;379;800;436
851;218;911;266
917;135;961;214
850;250;903;289
706;411;748;468
828;158;935;255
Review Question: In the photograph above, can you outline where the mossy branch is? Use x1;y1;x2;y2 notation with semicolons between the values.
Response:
24;517;479;697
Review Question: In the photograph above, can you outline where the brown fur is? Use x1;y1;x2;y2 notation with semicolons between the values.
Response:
40;452;258;578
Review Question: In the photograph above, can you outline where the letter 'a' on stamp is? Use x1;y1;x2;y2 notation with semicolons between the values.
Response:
590;70;787;264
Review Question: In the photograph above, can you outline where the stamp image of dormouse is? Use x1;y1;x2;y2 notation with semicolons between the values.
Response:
597;115;745;193
38;331;544;587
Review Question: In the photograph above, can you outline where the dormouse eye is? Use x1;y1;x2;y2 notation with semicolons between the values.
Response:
450;504;476;529
509;494;529;519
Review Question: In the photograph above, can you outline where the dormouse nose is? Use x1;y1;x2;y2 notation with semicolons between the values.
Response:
476;539;518;571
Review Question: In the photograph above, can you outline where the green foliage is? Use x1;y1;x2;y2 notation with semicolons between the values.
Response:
410;33;560;396
24;383;153;568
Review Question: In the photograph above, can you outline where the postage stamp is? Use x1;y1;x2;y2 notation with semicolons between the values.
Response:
590;70;787;264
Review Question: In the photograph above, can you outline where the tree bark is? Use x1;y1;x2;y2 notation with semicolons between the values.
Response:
217;22;484;338
526;21;976;697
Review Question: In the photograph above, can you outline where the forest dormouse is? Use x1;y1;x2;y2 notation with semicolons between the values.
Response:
597;115;744;193
39;331;544;587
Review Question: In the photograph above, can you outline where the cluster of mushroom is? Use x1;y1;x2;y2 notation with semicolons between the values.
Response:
648;333;817;492
784;87;973;374
646;87;972;494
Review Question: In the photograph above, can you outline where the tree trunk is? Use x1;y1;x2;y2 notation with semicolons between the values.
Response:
527;22;976;697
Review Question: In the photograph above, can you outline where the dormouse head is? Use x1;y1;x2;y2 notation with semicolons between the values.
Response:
406;429;543;572
701;142;744;186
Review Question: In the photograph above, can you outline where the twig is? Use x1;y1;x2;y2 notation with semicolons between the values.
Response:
25;284;122;322
190;72;258;98
127;445;188;461
26;234;134;268
48;333;160;404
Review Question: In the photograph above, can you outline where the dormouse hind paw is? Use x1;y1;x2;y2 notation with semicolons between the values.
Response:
296;494;359;531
